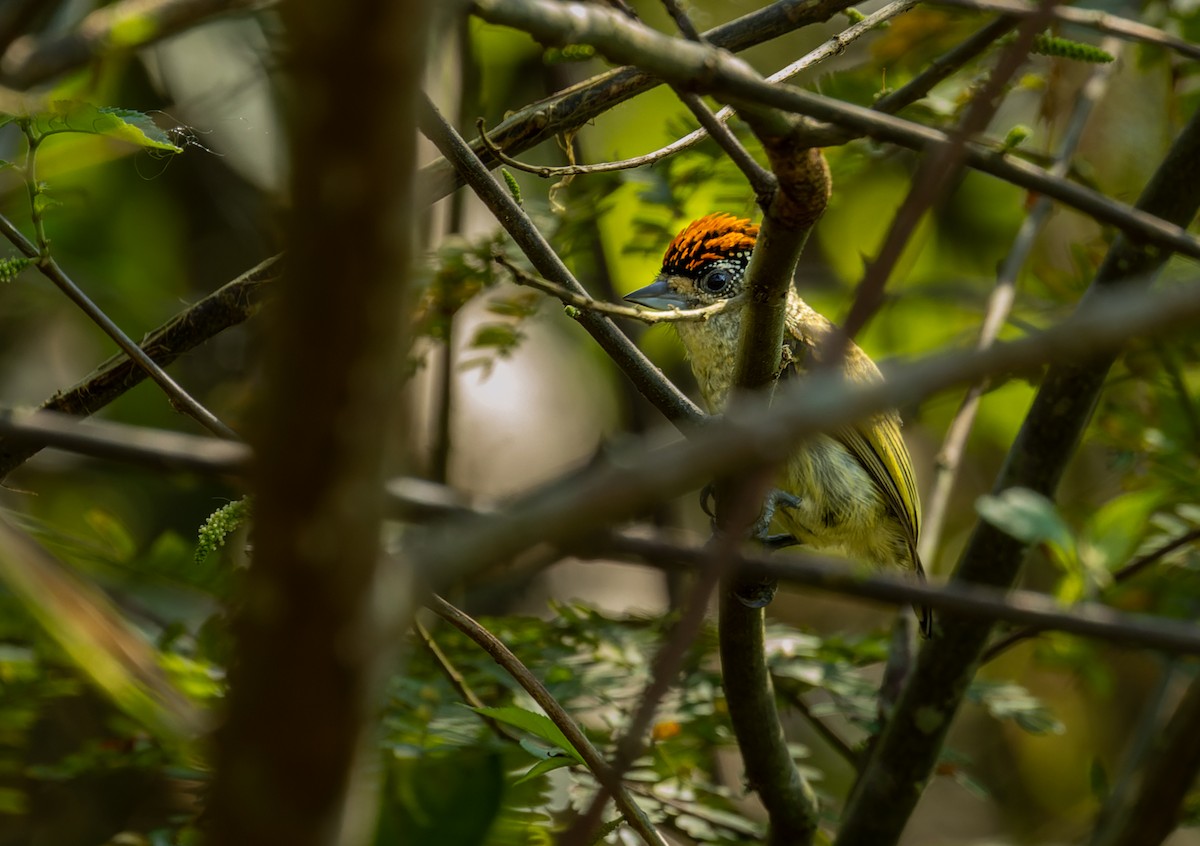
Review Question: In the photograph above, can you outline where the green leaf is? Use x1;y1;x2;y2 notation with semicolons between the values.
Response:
1079;489;1161;574
469;706;584;764
976;487;1076;567
512;755;575;786
377;747;505;846
968;680;1064;735
29;101;183;152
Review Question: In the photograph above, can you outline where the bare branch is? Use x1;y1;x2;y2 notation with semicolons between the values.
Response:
0;406;250;475
838;95;1200;846
419;95;706;428
471;0;922;182
384;484;1200;656
410;277;1200;604
0;254;278;480
981;525;1200;662
591;533;1200;656
920;41;1121;563
427;595;669;846
421;0;862;201
469;0;1200;262
0;213;240;440
495;253;743;323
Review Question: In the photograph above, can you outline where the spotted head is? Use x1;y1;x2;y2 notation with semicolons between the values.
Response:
625;213;758;310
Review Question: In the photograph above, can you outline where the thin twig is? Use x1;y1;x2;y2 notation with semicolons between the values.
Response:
495;253;742;323
919;40;1121;565
473;0;919;181
931;0;1200;63
419;96;705;429
833;0;1056;351
0;213;240;440
412;619;519;742
981;525;1200;662
427;595;669;846
469;0;1200;262
0;254;278;479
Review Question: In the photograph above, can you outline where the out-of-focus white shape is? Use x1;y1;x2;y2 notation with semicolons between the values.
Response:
143;15;286;195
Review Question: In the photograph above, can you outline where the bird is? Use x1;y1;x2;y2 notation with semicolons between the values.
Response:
624;213;931;637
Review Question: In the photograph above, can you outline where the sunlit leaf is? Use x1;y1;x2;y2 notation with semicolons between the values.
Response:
470;706;584;764
28;101;183;152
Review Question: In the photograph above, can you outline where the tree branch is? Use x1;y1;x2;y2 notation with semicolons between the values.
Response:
0;212;240;439
427;595;669;846
836;91;1200;846
469;0;1200;262
409;276;1200;608
206;0;426;840
421;0;861;201
418;95;705;429
0;406;250;475
0;254;278;480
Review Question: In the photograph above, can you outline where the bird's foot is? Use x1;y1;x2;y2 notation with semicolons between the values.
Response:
751;488;802;542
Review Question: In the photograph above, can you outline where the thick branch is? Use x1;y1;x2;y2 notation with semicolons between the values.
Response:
711;112;831;846
836;95;1200;846
206;0;426;841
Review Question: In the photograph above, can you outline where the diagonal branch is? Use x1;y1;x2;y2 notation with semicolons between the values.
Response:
836;91;1200;846
427;595;668;846
421;0;861;201
469;0;1200;262
418;95;705;429
409;276;1200;609
0;254;278;480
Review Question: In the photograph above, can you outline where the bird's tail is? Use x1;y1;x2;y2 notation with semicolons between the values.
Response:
914;552;933;639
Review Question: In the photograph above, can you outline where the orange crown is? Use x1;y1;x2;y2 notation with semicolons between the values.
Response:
661;213;758;276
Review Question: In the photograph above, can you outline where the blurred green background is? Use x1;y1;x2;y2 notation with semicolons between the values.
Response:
1;0;1199;843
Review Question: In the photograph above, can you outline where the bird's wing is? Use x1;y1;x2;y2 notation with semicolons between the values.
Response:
831;416;921;546
781;332;922;548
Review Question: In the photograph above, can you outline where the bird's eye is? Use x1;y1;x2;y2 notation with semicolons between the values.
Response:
700;269;730;294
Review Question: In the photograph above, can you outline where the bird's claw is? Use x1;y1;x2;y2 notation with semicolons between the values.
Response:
751;488;802;542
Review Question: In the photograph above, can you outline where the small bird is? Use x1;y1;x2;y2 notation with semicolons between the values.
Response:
625;213;931;637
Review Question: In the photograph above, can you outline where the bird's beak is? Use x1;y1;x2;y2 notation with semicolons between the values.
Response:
624;277;687;311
